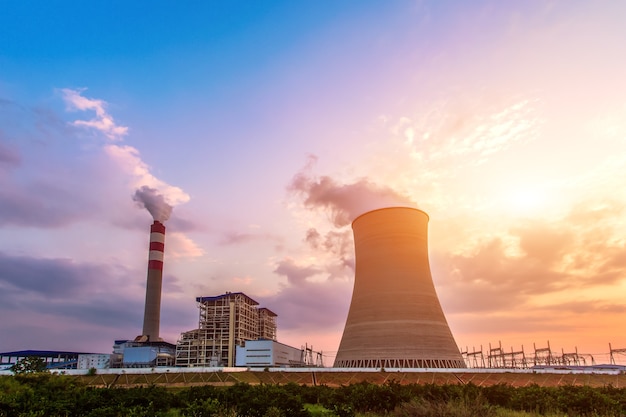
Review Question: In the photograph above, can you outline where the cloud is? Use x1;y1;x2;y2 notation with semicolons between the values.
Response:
435;201;626;318
0;252;105;298
0;251;145;328
434;238;567;315
60;89;190;221
262;260;352;333
262;160;383;341
39;298;143;328
218;231;283;247
304;228;322;249
320;230;353;260
1;91;177;230
0;252;135;302
0;249;199;352
366;98;542;200
303;227;355;273
451;311;583;342
392;98;538;157
513;222;574;264
0;140;20;170
288;156;416;227
0;92;204;352
0;312;138;353
166;232;205;259
161;274;185;295
544;300;626;315
166;216;204;233
273;258;323;286
0;98;101;228
0;179;94;228
104;144;190;206
60;88;128;140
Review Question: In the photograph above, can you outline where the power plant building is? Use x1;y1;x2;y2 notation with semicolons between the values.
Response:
334;207;465;368
175;292;278;367
235;339;309;368
111;340;175;368
0;350;111;371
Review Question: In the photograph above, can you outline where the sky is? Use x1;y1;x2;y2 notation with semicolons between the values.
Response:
1;0;626;366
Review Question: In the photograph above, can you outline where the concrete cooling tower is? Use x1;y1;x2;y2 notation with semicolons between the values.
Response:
140;220;166;342
334;207;465;368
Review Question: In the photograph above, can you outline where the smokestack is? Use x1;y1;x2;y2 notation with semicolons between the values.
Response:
140;220;166;341
334;207;465;368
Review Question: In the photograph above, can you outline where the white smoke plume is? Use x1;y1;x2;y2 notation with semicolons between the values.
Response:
61;88;128;140
60;88;190;222
289;159;417;227
133;186;173;223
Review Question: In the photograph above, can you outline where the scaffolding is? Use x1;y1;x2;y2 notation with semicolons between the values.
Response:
258;308;277;341
175;328;220;367
175;292;278;367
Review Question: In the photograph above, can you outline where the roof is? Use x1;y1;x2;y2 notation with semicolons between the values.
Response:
0;350;102;357
196;291;259;305
351;206;429;225
258;307;278;317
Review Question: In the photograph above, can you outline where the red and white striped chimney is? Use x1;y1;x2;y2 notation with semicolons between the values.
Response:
141;220;165;341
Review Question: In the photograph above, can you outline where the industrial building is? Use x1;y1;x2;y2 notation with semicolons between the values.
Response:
175;292;280;367
111;340;175;368
6;211;624;372
0;350;110;371
114;219;307;368
334;207;465;368
235;339;307;368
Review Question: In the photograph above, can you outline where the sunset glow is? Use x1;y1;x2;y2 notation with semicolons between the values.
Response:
1;1;626;366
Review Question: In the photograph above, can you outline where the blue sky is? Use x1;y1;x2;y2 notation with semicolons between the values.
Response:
2;0;626;365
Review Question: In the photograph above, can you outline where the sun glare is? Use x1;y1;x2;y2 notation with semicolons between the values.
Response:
506;188;547;213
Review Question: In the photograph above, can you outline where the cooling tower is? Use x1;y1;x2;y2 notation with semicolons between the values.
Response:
140;220;165;342
334;207;464;368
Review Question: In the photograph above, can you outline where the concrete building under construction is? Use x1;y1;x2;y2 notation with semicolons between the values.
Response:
334;207;465;368
175;292;278;367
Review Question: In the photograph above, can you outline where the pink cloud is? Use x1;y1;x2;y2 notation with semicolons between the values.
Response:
288;157;416;227
261;268;352;333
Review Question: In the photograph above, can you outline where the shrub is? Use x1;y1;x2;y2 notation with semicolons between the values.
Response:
392;395;496;417
10;357;48;375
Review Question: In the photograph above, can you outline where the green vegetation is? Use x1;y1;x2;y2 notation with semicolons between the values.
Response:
9;357;48;375
1;374;626;416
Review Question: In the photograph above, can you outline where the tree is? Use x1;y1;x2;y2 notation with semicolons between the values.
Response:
11;356;48;374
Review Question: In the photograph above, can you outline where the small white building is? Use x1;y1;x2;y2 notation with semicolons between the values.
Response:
235;339;304;367
77;354;110;369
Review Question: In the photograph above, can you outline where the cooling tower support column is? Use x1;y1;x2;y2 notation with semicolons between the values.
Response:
141;220;166;342
334;207;465;368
